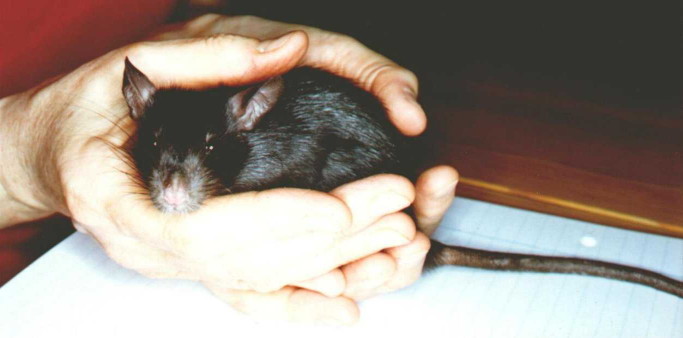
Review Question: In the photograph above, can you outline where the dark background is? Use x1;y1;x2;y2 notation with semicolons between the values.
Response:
224;0;682;235
226;0;680;114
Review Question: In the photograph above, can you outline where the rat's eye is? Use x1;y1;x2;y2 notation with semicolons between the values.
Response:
153;131;161;148
205;133;215;152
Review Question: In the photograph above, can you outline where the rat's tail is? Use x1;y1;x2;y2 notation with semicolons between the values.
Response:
426;240;683;298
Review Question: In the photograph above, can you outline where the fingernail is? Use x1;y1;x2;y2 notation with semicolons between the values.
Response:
257;33;293;53
438;180;458;198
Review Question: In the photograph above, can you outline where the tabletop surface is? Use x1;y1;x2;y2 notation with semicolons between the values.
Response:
1;197;681;338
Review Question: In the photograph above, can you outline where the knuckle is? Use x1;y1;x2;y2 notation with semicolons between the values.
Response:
362;63;395;89
123;41;156;59
336;34;361;46
320;195;353;231
396;67;419;88
365;64;419;98
321;32;358;46
386;212;416;237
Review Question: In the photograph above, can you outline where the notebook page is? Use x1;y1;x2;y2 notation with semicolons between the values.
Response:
1;198;680;338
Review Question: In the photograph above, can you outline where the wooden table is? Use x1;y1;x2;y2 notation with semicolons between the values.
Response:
420;77;682;237
228;0;682;237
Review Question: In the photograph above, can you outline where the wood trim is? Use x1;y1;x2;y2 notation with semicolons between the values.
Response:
458;177;683;238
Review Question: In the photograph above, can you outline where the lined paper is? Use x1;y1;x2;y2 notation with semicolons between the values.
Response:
1;198;681;337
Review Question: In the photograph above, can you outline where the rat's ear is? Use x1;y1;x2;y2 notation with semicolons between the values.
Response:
122;57;157;120
227;76;284;131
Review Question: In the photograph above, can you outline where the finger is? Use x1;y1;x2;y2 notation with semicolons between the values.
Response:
414;165;459;235
379;231;431;291
342;232;430;300
291;269;346;298
179;14;307;41
330;174;415;234
341;252;396;300
372;72;427;136
110;188;345;255
180;15;427;136
272;210;416;291
301;35;425;136
329;212;415;270
205;284;359;325
124;31;308;88
303;40;425;136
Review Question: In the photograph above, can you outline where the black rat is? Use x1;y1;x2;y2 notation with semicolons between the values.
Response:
121;58;683;298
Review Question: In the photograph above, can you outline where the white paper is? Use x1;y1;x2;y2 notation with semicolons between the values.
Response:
1;198;681;338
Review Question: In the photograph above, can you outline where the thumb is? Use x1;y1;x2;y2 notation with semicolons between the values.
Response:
124;31;308;89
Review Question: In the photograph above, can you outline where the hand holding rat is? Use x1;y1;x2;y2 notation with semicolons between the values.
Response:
150;13;458;301
0;15;458;323
152;14;427;136
0;32;423;323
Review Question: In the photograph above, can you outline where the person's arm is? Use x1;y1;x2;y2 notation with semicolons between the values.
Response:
0;87;65;227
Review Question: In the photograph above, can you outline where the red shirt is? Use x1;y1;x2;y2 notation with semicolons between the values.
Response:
0;0;176;285
0;0;176;97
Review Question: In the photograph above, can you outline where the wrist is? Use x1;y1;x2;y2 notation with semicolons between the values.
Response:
0;91;65;227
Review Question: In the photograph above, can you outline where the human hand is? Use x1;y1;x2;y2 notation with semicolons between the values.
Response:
152;13;460;300
0;32;420;324
151;14;426;136
149;14;460;307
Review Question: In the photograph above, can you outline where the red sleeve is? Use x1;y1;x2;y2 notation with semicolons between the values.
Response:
0;0;176;97
0;0;177;286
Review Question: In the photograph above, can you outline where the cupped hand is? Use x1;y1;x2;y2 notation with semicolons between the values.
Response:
2;14;461;324
150;14;459;305
0;31;419;324
152;14;426;136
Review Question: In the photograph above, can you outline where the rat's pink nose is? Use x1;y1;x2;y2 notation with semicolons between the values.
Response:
163;188;187;206
163;180;188;207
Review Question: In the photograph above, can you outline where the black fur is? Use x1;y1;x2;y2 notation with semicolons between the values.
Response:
123;60;682;298
126;64;400;212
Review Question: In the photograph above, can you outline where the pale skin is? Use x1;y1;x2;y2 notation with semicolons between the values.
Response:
0;15;458;324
